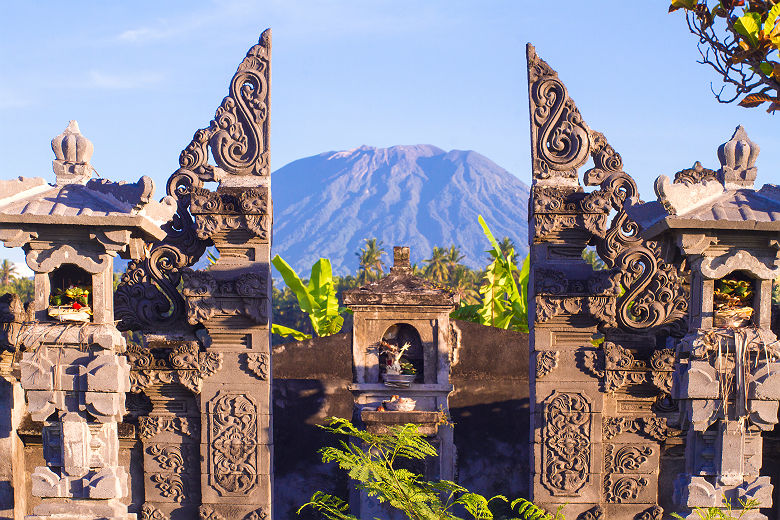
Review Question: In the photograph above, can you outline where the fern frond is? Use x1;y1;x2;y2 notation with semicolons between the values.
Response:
510;498;553;520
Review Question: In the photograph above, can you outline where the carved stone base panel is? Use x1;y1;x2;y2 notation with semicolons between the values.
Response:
535;383;605;414
533;502;601;520
199;351;268;385
200;470;271;505
603;504;664;520
140;502;201;520
604;474;655;504
198;503;270;520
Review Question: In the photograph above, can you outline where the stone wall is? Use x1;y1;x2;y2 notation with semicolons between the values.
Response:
271;320;530;519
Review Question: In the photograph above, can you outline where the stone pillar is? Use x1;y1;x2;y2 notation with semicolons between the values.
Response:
184;183;272;520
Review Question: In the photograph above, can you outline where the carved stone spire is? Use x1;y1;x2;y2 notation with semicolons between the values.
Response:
717;125;759;189
51;120;94;185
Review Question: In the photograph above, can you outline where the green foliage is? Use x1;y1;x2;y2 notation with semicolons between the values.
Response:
272;255;349;339
669;0;780;111
581;248;605;271
298;417;560;520
670;497;759;519
0;276;33;305
356;238;387;284
451;216;529;333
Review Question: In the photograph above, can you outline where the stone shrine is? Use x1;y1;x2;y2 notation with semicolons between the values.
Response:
344;246;459;519
0;120;176;519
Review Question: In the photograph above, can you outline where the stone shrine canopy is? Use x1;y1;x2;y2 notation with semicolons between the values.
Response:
344;246;459;307
0;120;176;251
628;126;780;236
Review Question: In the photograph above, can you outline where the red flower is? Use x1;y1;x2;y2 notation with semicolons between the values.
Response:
72;302;82;310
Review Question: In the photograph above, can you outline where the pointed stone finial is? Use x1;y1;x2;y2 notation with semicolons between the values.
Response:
390;246;411;274
717;125;759;189
51;120;94;184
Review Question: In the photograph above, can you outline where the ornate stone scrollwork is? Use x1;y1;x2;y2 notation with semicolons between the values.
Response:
536;350;559;379
542;392;591;495
127;344;223;394
116;31;272;333
190;187;270;240
245;353;269;380
141;503;169;520
182;270;268;325
636;505;663;520
138;416;199;440
150;473;186;502
207;393;259;495
199;505;226;520
577;506;604;520
603;416;671;442
603;444;653;503
527;45;590;182
180;30;271;179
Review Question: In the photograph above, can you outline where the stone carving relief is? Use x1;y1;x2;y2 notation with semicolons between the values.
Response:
150;473;187;502
536;350;559;379
138;416;199;440
180;30;271;179
528;45;689;335
207;393;259;495
542;392;591;495
603;416;671;442
190;187;270;240
577;506;604;520
245;352;269;380
141;503;168;520
603;443;653;503
182;270;268;325
199;506;226;520
636;506;663;520
127;344;223;394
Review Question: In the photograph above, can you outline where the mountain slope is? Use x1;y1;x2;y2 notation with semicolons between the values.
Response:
271;145;529;275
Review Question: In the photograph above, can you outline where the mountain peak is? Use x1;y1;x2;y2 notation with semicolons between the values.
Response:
272;145;529;275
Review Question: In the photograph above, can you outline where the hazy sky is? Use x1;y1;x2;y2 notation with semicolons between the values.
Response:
1;1;778;269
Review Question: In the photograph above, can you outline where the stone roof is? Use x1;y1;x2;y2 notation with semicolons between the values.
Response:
629;126;780;237
343;246;459;307
0;121;176;241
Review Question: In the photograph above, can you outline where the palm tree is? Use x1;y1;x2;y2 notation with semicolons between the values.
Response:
0;259;17;286
356;238;387;284
424;247;449;284
449;265;480;305
445;245;465;271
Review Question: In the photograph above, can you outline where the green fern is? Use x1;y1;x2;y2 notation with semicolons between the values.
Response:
298;417;558;520
509;498;559;520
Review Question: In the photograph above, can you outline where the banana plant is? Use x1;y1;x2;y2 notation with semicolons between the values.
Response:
451;216;530;333
271;255;348;339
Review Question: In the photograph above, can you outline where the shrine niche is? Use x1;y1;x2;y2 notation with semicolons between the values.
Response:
527;42;780;520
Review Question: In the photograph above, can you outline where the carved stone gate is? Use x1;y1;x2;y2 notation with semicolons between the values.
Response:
528;45;780;520
0;30;273;520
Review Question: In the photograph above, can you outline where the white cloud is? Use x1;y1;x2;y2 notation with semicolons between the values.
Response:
86;70;164;90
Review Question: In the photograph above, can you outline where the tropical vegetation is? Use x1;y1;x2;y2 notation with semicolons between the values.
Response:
670;0;780;111
298;417;560;520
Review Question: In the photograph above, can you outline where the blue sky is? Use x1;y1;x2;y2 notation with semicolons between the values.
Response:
1;1;779;270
